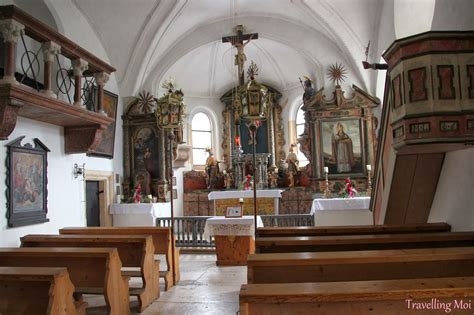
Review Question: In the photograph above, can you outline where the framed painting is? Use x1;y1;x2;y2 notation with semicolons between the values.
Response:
87;89;119;158
6;136;50;227
320;118;365;177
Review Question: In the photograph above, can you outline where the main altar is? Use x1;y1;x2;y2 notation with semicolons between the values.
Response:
208;189;283;215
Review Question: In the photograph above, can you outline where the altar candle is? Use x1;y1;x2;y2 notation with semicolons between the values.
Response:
366;164;372;171
324;166;329;174
239;198;244;203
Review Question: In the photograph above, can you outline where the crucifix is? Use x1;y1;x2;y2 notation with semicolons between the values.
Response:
222;25;258;85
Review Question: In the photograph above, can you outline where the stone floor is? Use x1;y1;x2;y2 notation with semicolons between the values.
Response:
85;253;244;315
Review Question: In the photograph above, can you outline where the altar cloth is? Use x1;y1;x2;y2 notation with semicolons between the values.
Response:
203;216;264;239
310;197;371;215
208;190;283;200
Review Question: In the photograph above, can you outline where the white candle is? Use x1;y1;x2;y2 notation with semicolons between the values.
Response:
239;198;244;203
366;164;372;171
324;166;329;174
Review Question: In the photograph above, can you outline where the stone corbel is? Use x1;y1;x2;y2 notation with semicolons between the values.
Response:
173;144;192;168
0;97;23;140
64;124;105;154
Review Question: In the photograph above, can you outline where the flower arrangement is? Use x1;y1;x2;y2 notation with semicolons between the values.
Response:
340;177;358;198
133;183;142;203
239;174;253;191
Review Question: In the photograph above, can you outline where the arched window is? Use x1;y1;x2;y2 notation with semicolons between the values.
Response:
191;112;212;166
295;104;309;167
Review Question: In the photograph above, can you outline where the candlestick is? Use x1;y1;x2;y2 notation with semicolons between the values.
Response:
239;198;244;203
323;171;331;199
367;169;372;196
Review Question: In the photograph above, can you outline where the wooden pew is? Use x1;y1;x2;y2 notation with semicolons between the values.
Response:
240;276;474;315
256;231;474;253
59;226;180;290
247;247;474;284
20;234;159;312
256;222;451;237
0;266;87;315
0;247;130;315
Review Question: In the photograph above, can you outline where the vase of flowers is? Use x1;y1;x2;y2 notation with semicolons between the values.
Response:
340;177;358;198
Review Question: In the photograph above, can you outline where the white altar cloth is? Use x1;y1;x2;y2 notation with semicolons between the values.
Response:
110;203;171;227
208;190;283;200
310;197;370;215
203;216;264;239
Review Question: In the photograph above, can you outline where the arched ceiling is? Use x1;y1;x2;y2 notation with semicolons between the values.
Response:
72;0;383;97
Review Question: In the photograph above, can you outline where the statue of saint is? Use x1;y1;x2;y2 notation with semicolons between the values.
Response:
330;122;355;173
223;170;233;189
286;144;299;175
302;76;315;103
205;148;219;189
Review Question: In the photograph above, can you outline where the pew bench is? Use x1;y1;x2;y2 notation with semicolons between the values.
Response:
240;276;474;315
0;266;87;315
0;247;130;315
256;231;474;253
59;226;180;290
248;247;474;284
256;222;451;237
20;234;159;312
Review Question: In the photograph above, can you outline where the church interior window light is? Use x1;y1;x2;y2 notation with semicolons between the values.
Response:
295;104;309;167
191;112;213;166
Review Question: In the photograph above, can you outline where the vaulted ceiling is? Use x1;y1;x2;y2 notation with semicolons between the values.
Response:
72;0;383;97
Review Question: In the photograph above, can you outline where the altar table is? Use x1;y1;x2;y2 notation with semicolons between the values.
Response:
208;190;283;216
204;216;263;266
110;203;171;227
310;197;372;226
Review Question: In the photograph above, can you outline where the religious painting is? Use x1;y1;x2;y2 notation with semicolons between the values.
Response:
88;89;118;158
132;126;159;194
6;137;50;227
320;119;364;176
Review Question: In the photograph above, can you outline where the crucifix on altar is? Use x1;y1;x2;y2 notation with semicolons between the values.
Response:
222;25;258;85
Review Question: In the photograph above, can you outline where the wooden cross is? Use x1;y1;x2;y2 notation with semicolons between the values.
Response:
222;25;258;85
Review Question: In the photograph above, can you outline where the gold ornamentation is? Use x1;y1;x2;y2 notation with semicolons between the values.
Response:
327;63;348;86
136;90;156;114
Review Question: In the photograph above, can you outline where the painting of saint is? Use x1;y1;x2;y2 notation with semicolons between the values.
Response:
12;152;44;212
330;122;355;172
321;119;363;175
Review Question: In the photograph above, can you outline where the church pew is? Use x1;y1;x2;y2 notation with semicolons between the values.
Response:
0;247;130;315
0;266;87;315
247;247;474;284
256;231;474;253
59;226;180;290
20;234;159;312
256;222;451;237
240;276;474;315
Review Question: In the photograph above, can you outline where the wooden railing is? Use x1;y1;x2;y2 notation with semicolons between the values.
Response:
156;214;314;248
0;5;115;154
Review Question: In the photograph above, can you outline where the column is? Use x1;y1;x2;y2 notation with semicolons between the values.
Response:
267;105;276;168
94;71;109;116
365;109;375;167
156;127;168;202
41;41;61;98
72;58;88;107
0;19;25;85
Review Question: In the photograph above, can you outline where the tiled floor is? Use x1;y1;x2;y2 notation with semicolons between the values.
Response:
85;254;244;315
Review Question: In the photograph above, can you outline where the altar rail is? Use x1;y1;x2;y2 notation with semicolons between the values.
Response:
156;214;314;248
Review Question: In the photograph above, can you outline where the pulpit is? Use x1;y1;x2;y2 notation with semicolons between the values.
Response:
203;216;263;266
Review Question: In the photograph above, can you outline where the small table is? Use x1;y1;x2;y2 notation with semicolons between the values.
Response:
110;203;171;226
204;216;263;266
208;190;283;215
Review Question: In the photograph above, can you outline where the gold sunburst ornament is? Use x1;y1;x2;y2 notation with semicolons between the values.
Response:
327;63;348;86
137;90;156;114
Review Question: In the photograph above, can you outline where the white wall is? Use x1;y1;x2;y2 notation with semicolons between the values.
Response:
429;148;474;231
0;0;123;246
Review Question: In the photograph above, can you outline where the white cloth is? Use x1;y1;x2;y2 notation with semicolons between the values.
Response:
207;190;283;200
203;216;264;239
310;197;370;215
110;203;167;218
